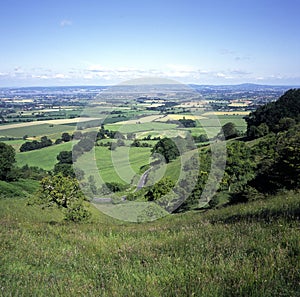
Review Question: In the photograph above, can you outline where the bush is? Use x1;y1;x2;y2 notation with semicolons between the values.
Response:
104;182;128;193
33;174;91;222
208;195;220;209
229;186;264;205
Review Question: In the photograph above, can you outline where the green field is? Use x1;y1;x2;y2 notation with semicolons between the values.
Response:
198;115;246;129
14;140;152;183
217;115;247;129
105;115;246;140
95;146;152;184
2;139;25;152
106;122;178;133
0;123;76;138
10;114;246;183
16;142;75;170
0;190;299;296
71;145;152;187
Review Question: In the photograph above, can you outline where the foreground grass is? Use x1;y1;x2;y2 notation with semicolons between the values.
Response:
0;192;299;296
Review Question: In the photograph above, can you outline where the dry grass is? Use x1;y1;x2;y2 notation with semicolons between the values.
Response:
156;114;207;122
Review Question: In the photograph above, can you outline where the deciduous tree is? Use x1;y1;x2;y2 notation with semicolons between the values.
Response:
0;142;16;181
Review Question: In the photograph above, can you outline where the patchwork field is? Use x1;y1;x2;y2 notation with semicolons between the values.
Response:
5;113;247;182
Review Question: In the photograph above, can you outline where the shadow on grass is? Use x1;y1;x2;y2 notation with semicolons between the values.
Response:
211;204;300;224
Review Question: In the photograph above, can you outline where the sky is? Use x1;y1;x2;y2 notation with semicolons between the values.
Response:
0;0;300;87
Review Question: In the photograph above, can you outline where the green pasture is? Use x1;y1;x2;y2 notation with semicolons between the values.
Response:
3;139;25;152
106;122;178;134
217;115;247;129
16;141;75;170
0;124;76;139
73;145;152;186
94;146;152;184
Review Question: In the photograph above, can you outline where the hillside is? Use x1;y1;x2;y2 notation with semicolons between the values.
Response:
1;88;300;296
0;191;299;296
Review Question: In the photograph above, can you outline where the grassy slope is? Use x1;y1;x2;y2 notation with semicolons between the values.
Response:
16;142;75;170
0;192;299;297
15;143;151;184
95;146;152;184
0;179;39;198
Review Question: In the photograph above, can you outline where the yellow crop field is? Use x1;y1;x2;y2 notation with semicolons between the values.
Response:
156;114;207;122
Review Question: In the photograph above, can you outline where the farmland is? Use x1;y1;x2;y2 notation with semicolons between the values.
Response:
1;85;300;296
0;123;76;139
0;84;250;220
2;106;247;187
4;113;230;189
16;141;75;170
95;146;152;184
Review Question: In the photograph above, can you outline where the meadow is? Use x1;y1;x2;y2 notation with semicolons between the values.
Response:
16;142;75;170
95;146;152;184
106;122;178;134
0;190;299;296
0;123;76;139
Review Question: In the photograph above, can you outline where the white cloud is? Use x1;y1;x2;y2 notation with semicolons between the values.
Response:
60;19;72;27
215;72;227;78
31;74;50;79
1;65;298;86
54;73;69;79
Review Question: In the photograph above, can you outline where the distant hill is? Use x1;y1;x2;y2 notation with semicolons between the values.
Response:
189;83;299;91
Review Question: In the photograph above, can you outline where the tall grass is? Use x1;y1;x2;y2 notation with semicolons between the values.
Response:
0;192;299;296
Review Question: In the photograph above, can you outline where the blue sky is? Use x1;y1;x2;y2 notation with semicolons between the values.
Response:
0;0;300;86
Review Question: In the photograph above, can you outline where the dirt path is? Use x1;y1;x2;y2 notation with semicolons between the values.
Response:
136;169;150;190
